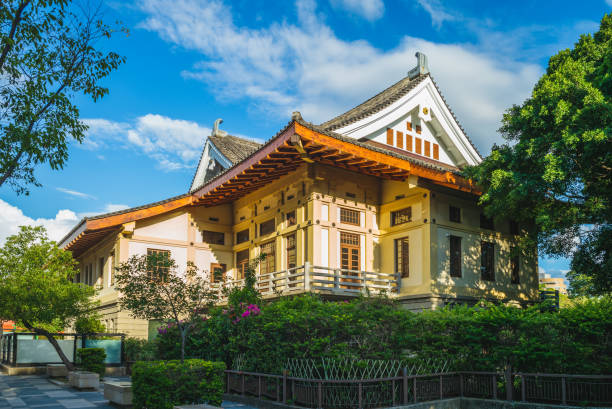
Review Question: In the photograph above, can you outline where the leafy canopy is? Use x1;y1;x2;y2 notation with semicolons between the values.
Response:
464;14;612;296
0;225;96;331
0;0;126;194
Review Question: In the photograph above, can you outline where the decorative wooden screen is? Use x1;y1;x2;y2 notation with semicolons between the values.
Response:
260;241;276;275
386;128;393;145
481;241;495;281
236;228;249;244
449;206;461;223
259;218;275;236
511;253;520;284
210;263;226;283
340;232;360;271
396;131;403;149
424;140;431;157
391;207;411;226
147;249;170;281
286;234;297;269
449;236;462;278
395;237;409;278
236;249;249;280
433;143;439;160
340;208;360;225
202;230;225;245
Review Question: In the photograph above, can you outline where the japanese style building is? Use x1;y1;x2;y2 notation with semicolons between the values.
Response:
59;53;538;339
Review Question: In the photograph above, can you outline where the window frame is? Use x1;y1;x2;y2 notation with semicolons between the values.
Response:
236;228;249;244
339;208;360;226
286;210;297;226
210;263;227;283
260;240;276;276
236;249;249;280
202;230;225;245
395;237;410;278
147;248;171;282
391;207;412;226
511;252;520;284
480;241;495;281
449;206;461;223
286;233;297;269
259;218;276;236
449;235;462;278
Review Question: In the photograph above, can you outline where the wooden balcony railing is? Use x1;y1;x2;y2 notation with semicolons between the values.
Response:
210;263;400;301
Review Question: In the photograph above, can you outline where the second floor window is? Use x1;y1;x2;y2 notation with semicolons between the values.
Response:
395;237;409;278
147;249;171;281
286;234;297;269
259;218;275;236
236;249;249;280
449;236;462;278
236;229;249;244
449;206;461;223
202;230;225;245
340;208;360;225
391;207;412;226
480;241;495;281
260;241;276;275
286;210;297;226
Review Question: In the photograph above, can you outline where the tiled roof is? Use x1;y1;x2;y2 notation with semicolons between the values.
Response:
320;74;429;131
209;134;261;164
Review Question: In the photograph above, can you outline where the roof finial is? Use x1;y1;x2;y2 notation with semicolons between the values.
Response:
407;51;429;79
212;118;228;138
292;111;303;121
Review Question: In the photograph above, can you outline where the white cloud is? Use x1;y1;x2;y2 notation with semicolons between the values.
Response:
0;199;80;244
83;114;212;171
56;187;97;200
102;204;130;213
415;0;456;28
137;0;542;153
330;0;385;21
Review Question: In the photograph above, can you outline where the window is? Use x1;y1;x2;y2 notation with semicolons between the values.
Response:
286;234;297;269
236;249;249;280
340;208;360;225
480;242;495;281
449;206;461;223
259;218;275;236
340;232;360;271
76;271;81;283
509;220;519;235
449;236;462;278
286;210;296;226
480;214;494;230
98;257;105;287
210;263;226;283
511;253;520;284
260;241;276;275
395;237;409;278
236;229;249;244
391;207;412;226
202;230;225;245
109;251;115;286
147;249;171;281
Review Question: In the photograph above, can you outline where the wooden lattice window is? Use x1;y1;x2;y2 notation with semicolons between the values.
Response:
202;230;225;245
340;232;360;271
449;236;462;278
481;241;495;281
449;206;461;223
260;218;275;236
286;234;297;269
511;253;520;284
395;237;409;278
210;263;226;283
260;241;276;275
236;249;249;280
236;229;249;244
147;249;170;281
286;210;296;226
340;208;360;225
391;207;412;226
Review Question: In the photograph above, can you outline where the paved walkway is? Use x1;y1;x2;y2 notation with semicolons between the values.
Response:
0;373;254;409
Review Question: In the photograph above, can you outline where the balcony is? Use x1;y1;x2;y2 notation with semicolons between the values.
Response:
211;263;400;301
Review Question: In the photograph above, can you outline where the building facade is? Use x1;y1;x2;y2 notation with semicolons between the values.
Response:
59;54;538;339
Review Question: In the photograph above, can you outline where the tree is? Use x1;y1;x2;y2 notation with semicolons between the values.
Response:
0;0;126;194
115;254;218;362
74;313;105;334
0;226;96;371
464;14;612;296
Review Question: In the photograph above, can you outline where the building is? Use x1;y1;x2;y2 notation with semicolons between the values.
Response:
59;53;538;339
539;272;568;295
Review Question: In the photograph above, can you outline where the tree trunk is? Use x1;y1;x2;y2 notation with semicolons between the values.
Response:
24;323;75;371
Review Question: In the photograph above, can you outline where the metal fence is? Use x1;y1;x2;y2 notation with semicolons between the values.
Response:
0;332;125;367
225;369;612;409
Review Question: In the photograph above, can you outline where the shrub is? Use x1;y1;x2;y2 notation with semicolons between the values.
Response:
131;359;225;409
76;348;106;377
124;337;158;361
74;315;106;334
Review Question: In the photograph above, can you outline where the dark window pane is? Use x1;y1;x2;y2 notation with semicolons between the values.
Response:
395;237;409;278
260;241;276;275
340;208;360;225
202;230;225;245
260;219;275;236
391;207;412;226
286;210;296;226
480;241;495;281
286;234;296;269
450;236;462;277
236;229;249;244
449;206;461;223
236;249;249;280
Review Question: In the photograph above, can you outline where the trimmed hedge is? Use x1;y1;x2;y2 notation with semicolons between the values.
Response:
76;348;106;377
132;359;226;409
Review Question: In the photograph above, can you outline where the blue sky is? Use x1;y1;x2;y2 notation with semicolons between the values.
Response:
2;0;611;281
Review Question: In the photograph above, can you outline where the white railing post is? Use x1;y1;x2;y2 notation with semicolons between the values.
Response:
334;269;340;290
304;262;310;291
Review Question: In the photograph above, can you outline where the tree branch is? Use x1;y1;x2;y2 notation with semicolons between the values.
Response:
0;1;31;72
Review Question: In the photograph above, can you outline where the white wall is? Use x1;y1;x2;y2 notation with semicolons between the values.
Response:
134;213;189;242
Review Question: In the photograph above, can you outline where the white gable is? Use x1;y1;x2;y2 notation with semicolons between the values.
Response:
333;76;481;167
189;139;233;192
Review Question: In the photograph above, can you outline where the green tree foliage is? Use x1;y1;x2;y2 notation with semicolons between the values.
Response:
156;294;612;375
463;14;612;296
115;254;217;362
0;0;126;194
0;226;96;370
74;313;105;334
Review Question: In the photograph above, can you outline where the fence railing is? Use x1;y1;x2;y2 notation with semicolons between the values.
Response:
0;332;125;367
224;369;612;409
210;263;399;301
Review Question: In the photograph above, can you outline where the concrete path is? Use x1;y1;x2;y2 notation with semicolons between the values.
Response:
0;373;255;409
